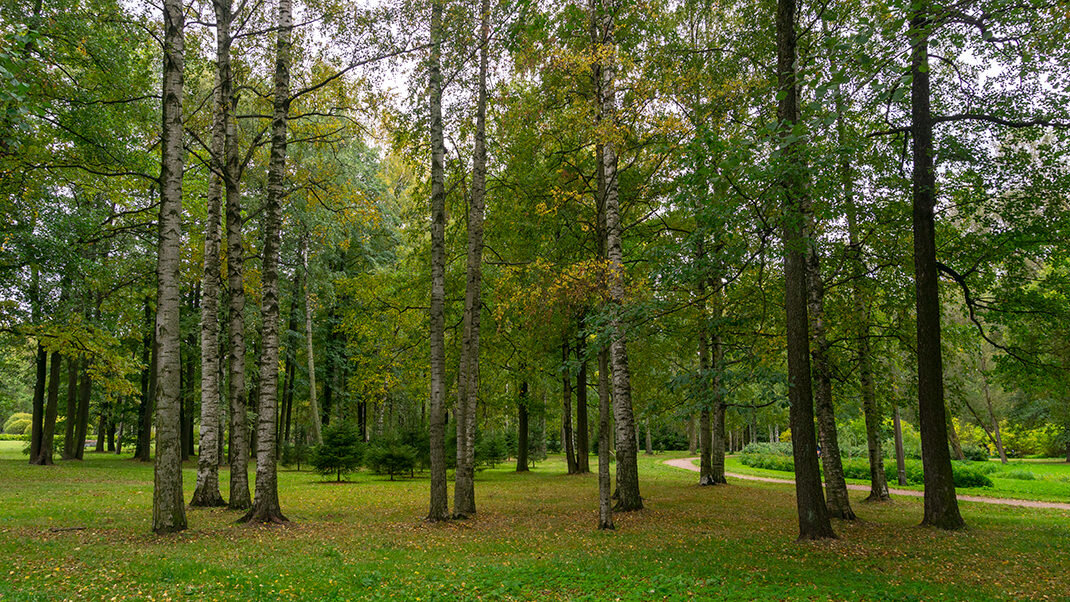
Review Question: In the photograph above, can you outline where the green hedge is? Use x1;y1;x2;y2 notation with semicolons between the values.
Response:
740;453;993;488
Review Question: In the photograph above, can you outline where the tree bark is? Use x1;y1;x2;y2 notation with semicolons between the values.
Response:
593;0;641;512
575;318;590;473
62;357;79;460
516;380;529;472
241;0;291;524
152;0;188;534
777;0;835;540
29;343;46;462
135;299;155;461
31;351;61;465
979;353;1007;463
453;0;490;518
74;365;91;460
893;405;908;485
562;337;578;474
597;347;614;529
426;0;449;522
300;233;323;444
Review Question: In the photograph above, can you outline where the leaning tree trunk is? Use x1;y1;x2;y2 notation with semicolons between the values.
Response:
593;0;641;512
807;239;855;520
777;0;835;540
190;20;229;506
453;0;489;518
152;0;188;534
31;351;61;465
910;2;963;529
241;0;291;524
426;0;450;522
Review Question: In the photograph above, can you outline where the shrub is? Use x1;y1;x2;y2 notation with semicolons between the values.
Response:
281;440;313;471
739;453;795;472
951;465;994;488
742;442;793;456
311;422;364;482
475;432;508;469
960;443;990;462
744;454;993;487
366;444;418;480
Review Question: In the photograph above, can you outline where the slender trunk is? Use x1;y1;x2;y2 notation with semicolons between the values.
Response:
136;299;155;461
516;380;529;472
947;412;965;461
74;365;91;460
538;394;548;459
31;351;61;465
807;241;855;519
96;406;107;453
593;0;640;511
688;417;697;455
280;276;300;445
893;405;908;485
152;0;188;533
300;233;322;444
644;418;653;455
575;317;590;472
62;357;79;460
426;0;449;522
777;0;834;539
979;354;1007;463
191;23;228;505
241;0;291;524
562;337;578;474
597;347;614;529
30;343;46;462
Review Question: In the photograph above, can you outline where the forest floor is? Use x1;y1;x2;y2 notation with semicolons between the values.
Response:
2;442;1070;601
663;457;1070;510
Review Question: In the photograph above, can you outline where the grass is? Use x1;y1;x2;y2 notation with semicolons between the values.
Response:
723;455;1070;504
2;443;1070;600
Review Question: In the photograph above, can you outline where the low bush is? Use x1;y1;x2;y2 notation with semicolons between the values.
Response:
960;443;990;462
365;444;418;480
741;454;993;487
998;469;1036;481
741;442;792;456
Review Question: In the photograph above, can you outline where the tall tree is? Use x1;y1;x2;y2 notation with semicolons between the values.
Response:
30;350;60;465
453;0;490;519
241;0;292;524
776;0;834;540
426;0;450;522
152;0;188;534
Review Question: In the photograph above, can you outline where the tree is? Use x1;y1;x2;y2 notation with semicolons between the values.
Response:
151;0;187;535
312;422;364;482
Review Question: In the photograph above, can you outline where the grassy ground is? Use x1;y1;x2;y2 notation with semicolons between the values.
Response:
2;442;1070;601
722;456;1070;503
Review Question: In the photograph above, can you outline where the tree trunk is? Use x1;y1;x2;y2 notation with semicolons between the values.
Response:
152;0;188;534
777;0;835;540
74;365;91;460
947;411;965;461
426;0;449;522
62;357;79;460
597;346;614;529
453;0;489;518
516;381;529;472
241;0;291;524
807;241;855;520
31;351;61;465
135;299;155;462
979;354;1007;463
575;319;590;472
644;419;653;455
562;337;578;474
893;405;908;485
29;343;46;462
300;233;323;444
593;0;641;512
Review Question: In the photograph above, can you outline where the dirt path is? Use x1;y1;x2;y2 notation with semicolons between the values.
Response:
663;457;1070;511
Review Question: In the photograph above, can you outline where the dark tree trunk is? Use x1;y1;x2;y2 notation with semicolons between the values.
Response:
426;0;449;522
575;319;590;473
62;357;79;460
597;347;614;530
777;0;835;540
893;405;908;485
135;300;155;462
910;2;964;530
31;350;61;465
516;381;529;472
74;366;91;460
152;0;188;534
30;343;47;462
96;406;107;453
562;337;578;474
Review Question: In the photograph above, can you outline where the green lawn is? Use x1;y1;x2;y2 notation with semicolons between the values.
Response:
721;455;1070;503
2;442;1070;600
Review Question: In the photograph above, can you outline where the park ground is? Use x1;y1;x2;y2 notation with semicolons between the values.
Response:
2;441;1069;601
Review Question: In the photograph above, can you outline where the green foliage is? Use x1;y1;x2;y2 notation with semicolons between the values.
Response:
740;454;994;488
960;443;990;462
281;440;313;471
3;412;31;434
311;422;364;482
742;442;793;456
365;443;417;480
475;432;509;470
999;469;1037;481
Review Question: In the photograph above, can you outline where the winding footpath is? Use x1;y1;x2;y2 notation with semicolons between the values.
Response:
663;457;1070;511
